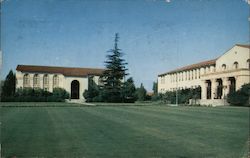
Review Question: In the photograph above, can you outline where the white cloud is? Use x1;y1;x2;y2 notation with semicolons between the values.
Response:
165;0;171;2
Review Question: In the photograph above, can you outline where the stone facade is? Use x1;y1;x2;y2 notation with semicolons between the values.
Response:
158;44;250;106
16;65;105;101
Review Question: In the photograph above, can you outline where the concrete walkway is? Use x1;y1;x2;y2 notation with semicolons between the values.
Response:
65;99;96;106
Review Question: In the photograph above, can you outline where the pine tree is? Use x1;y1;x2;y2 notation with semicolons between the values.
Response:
101;33;128;102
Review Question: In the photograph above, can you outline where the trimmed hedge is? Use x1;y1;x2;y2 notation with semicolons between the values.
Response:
1;87;69;102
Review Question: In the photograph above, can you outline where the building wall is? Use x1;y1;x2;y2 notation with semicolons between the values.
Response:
216;46;250;71
16;71;100;101
64;76;88;100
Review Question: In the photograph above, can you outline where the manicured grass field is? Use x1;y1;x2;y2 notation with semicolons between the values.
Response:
1;103;249;158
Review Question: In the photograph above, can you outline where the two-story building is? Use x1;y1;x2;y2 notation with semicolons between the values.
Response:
158;44;250;106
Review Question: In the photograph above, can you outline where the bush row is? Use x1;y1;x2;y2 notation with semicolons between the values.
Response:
1;87;69;102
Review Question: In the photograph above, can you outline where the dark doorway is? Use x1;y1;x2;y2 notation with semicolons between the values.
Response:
216;79;223;99
71;80;80;99
206;80;211;99
229;77;236;94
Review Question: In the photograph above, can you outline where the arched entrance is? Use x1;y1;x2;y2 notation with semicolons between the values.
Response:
71;80;80;99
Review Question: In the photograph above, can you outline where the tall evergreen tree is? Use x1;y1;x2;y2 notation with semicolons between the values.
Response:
2;70;16;97
101;33;128;102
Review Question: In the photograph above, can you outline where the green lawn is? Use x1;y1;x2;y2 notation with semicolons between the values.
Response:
0;103;249;158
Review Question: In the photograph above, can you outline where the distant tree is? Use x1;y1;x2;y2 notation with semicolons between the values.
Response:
1;70;16;97
152;81;158;94
151;81;162;101
83;76;100;102
101;33;128;102
121;77;136;103
162;87;201;104
227;83;250;106
136;83;147;101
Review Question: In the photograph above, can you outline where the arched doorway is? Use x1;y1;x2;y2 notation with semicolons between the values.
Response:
71;80;80;99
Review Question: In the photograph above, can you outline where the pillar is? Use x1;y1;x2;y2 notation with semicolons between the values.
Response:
211;66;215;73
38;74;44;89
29;74;34;88
49;74;54;92
211;79;217;100
222;77;230;98
201;80;207;100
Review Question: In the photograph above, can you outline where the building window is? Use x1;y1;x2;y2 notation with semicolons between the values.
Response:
247;59;250;69
222;64;226;71
233;62;238;69
23;74;30;88
43;74;49;91
33;74;40;88
53;75;59;88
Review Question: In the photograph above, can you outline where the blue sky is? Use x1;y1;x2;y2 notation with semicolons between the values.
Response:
1;0;249;91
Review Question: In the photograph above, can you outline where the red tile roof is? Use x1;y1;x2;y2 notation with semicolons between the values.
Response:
236;44;250;49
16;65;105;77
159;59;216;76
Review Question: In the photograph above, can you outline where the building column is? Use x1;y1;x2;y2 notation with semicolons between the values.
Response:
49;74;54;92
235;76;240;91
222;77;230;98
40;74;43;89
200;67;204;75
201;80;207;100
29;74;34;88
211;79;217;100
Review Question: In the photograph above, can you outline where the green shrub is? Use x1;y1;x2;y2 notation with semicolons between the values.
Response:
162;87;201;104
227;83;250;106
1;87;69;102
53;88;69;99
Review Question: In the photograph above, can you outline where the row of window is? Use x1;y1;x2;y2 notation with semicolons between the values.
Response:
23;74;59;90
221;59;250;70
160;59;250;84
161;68;202;84
160;85;200;92
170;69;201;83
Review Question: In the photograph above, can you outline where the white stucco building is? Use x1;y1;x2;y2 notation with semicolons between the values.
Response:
16;65;105;101
158;44;250;106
